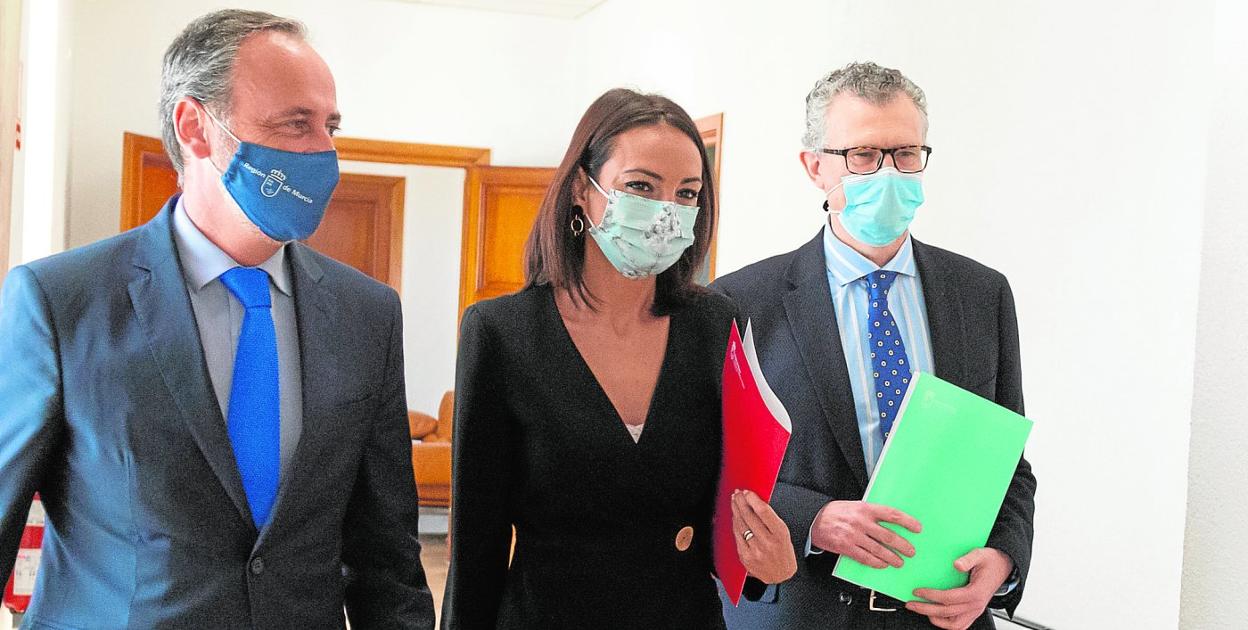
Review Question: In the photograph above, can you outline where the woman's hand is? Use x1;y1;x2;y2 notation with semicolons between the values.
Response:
731;489;797;584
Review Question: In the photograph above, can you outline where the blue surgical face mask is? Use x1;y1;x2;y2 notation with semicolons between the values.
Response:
205;108;340;242
585;176;700;279
825;166;924;247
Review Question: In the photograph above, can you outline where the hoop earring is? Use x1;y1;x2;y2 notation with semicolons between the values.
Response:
570;209;585;236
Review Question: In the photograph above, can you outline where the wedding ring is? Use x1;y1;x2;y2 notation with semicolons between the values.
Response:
742;529;755;542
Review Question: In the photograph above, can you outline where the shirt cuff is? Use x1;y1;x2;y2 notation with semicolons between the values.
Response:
805;523;824;556
994;566;1020;597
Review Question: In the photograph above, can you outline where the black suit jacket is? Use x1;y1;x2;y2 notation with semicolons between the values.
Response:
711;231;1036;630
0;198;435;629
443;285;742;629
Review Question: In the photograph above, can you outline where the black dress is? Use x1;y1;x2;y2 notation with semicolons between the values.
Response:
441;284;736;629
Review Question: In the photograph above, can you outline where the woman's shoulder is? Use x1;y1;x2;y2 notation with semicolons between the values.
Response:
461;284;553;336
678;287;739;328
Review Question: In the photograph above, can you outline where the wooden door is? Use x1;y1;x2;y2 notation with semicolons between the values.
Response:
120;133;180;232
120;132;405;290
306;173;404;290
458;165;555;317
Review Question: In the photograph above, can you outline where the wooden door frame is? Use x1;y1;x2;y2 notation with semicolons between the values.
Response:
695;113;724;282
334;137;490;170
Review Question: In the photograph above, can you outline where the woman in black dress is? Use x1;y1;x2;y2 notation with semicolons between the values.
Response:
442;88;796;629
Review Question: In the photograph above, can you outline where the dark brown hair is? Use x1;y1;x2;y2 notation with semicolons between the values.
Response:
522;88;716;316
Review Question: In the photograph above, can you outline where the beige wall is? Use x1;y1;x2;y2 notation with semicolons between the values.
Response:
0;0;21;279
0;7;16;620
64;0;575;250
337;160;466;418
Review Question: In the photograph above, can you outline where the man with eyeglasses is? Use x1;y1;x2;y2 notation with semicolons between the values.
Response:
712;62;1036;630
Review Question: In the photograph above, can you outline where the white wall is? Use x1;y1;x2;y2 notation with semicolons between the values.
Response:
339;160;465;417
1180;0;1248;628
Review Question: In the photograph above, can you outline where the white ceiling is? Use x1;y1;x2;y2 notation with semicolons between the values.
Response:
385;0;607;19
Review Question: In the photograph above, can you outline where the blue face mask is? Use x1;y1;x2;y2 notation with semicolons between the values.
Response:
828;167;925;246
205;109;340;242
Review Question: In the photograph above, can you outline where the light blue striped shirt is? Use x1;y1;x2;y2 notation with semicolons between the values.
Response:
803;224;934;561
822;223;934;475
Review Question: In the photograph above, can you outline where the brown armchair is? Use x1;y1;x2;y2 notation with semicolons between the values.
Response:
408;391;453;508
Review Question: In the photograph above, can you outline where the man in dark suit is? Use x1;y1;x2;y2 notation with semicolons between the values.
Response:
714;62;1036;630
0;10;434;629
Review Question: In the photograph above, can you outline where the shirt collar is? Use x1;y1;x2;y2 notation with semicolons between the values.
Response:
822;218;917;288
172;196;292;296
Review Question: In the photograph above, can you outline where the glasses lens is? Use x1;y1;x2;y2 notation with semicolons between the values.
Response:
893;146;928;173
846;147;883;174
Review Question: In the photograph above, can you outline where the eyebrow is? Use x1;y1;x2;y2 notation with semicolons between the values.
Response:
266;107;342;125
622;168;702;184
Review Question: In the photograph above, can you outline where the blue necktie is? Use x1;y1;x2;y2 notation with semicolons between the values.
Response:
220;267;280;528
866;270;912;441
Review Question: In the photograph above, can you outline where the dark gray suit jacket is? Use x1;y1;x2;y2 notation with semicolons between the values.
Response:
0;198;435;629
711;231;1036;630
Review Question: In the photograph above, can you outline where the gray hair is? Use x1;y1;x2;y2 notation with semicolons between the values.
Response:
802;61;928;151
159;10;307;177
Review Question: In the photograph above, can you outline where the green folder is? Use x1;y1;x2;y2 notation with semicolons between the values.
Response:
831;371;1033;602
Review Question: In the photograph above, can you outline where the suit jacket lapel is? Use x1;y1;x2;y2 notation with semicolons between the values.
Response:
782;232;870;491
256;243;337;547
913;239;966;385
127;198;254;529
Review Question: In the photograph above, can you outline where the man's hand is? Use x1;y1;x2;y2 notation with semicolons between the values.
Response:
809;501;921;568
906;547;1014;630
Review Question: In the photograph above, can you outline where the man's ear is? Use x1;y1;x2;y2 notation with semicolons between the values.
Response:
799;150;824;186
173;97;214;162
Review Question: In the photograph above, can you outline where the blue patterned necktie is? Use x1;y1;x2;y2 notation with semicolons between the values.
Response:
866;270;912;441
219;267;280;528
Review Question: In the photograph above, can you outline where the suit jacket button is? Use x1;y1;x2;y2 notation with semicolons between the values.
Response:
675;526;694;551
250;557;265;575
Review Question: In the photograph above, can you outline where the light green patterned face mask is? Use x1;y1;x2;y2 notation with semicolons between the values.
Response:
585;176;700;279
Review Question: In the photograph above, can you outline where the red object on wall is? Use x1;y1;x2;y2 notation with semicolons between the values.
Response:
3;494;43;614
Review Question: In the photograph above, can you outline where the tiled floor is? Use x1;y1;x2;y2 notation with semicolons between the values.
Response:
3;526;1045;630
418;508;451;625
0;536;454;629
416;533;1049;630
995;615;1045;630
420;533;449;624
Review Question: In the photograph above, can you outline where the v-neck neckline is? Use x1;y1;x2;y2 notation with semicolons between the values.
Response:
544;285;680;447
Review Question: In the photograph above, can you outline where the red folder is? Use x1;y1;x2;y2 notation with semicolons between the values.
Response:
714;320;792;605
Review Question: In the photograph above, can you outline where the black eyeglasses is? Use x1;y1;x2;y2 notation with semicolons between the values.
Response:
818;145;932;175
